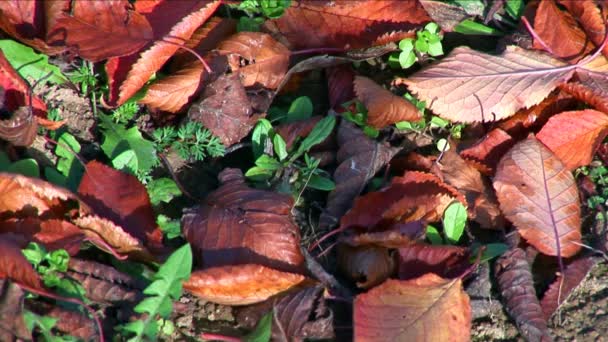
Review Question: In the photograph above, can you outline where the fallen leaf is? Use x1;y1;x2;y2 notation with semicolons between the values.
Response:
0;280;29;340
267;0;430;49
495;248;551;341
399;46;574;123
337;244;395;288
218;32;290;89
0;218;85;255
182;168;304;271
354;76;421;129
494;136;582;257
47;0;153;62
272;286;334;341
34;305;98;341
0;234;43;291
327;65;355;110
559;0;608;57
320;121;399;228
184;264;306;306
540;256;598;319
188;73;261;147
354;275;471;342
559;81;608;114
339;221;424;248
73;215;149;257
275;116;322;150
537;109;608;170
397;244;470;280
78;161;162;251
419;0;470;32
530;0;594;62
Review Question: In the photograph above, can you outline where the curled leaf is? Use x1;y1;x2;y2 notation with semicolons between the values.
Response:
337;244;395;289
397;244;470;280
459;128;515;175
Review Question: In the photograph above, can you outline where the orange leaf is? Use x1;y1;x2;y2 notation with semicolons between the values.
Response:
460;128;515;175
559;82;608;114
0;234;44;291
337;244;395;289
559;0;608;58
354;275;471;342
354;76;421;129
184;264;306;305
493;136;582;257
267;0;430;49
0;218;85;255
218;32;290;89
537;109;608;170
73;215;149;257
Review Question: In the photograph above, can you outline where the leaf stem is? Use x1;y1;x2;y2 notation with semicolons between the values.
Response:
521;16;554;55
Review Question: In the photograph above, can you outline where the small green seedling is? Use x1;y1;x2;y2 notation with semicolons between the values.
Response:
232;0;291;31
67;62;98;95
341;100;379;138
153;122;225;162
23;310;78;342
0;150;40;178
389;22;443;69
157;214;182;240
146;178;182;206
443;201;467;244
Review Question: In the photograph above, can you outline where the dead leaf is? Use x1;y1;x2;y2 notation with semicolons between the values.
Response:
327;65;355;110
266;0;430;49
397;244;470;280
339;221;424;248
184;264;306;306
460;128;515;175
0;280;29;340
218;32;290;89
337;244;395;289
47;0;153;62
494;136;582;257
320;121;399;229
559;0;608;57
0;234;44;291
354;275;471;342
537;109;608;170
73;215;150;257
419;0;470;32
354;76;421;129
188;73;261;147
399;46;574;123
559;81;608;114
182;168;304;271
0;218;85;255
275;116;322;150
495;248;551;341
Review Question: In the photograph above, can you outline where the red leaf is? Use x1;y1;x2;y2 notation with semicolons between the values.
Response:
354;275;471;342
182;168;304;271
559;81;608;114
0;234;43;291
537;109;608;170
0;218;85;255
267;0;430;49
47;0;153;62
327;65;355;110
337;244;395;288
218;32;290;89
495;248;551;341
460;128;515;176
188;73;261;147
559;0;608;58
354;76;421;129
78;161;162;251
184;264;307;306
397;244;470;280
493;136;582;257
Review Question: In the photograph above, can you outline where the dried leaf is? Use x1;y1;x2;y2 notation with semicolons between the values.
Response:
327;65;355;110
78;161;162;251
275;116;322;150
339;221;424;248
38;305;97;340
540;256;598;319
399;46;574;123
218;32;290;89
320;121;399;228
537;109;608;170
47;0;153;62
267;0;430;49
337;244;395;289
0;234;43;290
184;264;306;306
188;73;260;147
0;218;84;255
182;168;304;271
531;0;594;62
419;0;469;31
559;82;608;114
494;136;582;257
397;244;470;280
0;280;29;340
354;275;471;342
354;76;421;128
73;215;148;256
495;248;551;341
272;286;334;342
559;0;608;57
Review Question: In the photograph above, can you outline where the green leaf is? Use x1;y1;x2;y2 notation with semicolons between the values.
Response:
7;158;39;178
273;134;288;161
255;154;282;170
99;114;157;174
307;174;335;191
399;51;417;69
292;115;335;161
245;311;273;342
55;132;83;191
362;126;379;138
245;166;274;180
414;37;429;53
473;243;509;263
454;19;504;36
252;119;274;159
147;178;182;206
46;249;69;272
425;22;440;34
399;38;414;54
505;0;524;19
157;215;181;240
430;116;449;128
23;242;46;266
428;41;444;57
426;225;443;245
0;40;66;84
443;202;467;244
286;96;313;122
237;16;264;32
260;0;291;18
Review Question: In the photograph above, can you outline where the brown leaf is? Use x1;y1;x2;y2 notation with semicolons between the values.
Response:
275;116;322;150
0;280;29;340
0;218;85;255
397;244;470;280
78;161;162;251
438;148;504;229
559;82;608;114
419;0;469;32
327;65;355;110
218;32;290;89
530;0;594;62
337;244;395;289
339;221;424;248
272;286;334;341
188;73;260;147
399;46;574;123
495;248;551;341
0;234;43;291
47;0;153;62
354;275;471;342
182;168;304;271
460;128;515;175
320;121;399;228
112;0;221;105
184;264;306;306
73;215;149;257
537;109;608;170
540;256;598;320
494;136;582;257
266;0;430;49
354;76;421;129
559;0;608;57
38;306;97;341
